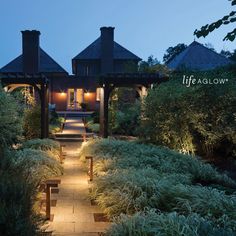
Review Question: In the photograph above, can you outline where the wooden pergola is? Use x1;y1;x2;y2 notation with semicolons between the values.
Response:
0;73;49;138
99;73;168;138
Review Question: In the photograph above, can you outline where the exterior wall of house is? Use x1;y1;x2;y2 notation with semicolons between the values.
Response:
52;90;68;111
51;89;97;111
75;60;100;76
49;75;99;111
74;59;137;75
83;91;97;110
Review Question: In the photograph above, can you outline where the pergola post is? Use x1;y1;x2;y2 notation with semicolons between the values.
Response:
99;84;110;138
40;82;49;139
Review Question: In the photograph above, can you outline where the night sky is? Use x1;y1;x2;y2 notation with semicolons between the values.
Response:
0;0;235;74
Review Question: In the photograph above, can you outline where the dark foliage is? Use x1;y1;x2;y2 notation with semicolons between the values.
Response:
163;43;187;63
194;0;236;41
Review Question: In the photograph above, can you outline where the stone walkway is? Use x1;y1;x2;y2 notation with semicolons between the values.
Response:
47;141;110;235
62;118;86;135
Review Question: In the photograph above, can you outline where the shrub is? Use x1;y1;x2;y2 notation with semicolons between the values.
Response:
0;152;43;236
49;124;61;134
91;169;236;220
0;86;23;149
112;102;141;136
109;88;141;136
49;112;64;134
106;210;235;236
23;105;41;139
79;139;235;189
87;121;100;133
11;148;63;183
143;70;236;158
79;139;236;233
21;138;60;161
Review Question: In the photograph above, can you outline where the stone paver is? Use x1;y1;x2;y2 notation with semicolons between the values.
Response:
47;142;110;235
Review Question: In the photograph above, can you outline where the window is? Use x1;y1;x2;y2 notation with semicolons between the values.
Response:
96;88;102;101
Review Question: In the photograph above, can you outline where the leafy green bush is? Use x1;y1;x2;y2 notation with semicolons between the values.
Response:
109;88;141;136
23;105;41;139
0;86;23;149
21;138;60;161
0;152;44;236
90;168;236;220
87;121;100;133
49;124;61;134
0;173;43;236
80;139;235;189
112;102;141;136
79;139;236;233
49;112;64;134
0;147;63;235
0;87;62;235
143;70;236;158
106;210;235;236
9;148;63;183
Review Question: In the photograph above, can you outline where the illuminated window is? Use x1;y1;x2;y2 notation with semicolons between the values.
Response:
96;88;101;101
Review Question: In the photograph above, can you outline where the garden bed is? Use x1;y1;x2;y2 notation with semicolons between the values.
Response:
79;138;236;235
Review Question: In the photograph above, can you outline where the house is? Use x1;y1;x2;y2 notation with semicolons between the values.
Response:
0;27;141;111
167;41;233;71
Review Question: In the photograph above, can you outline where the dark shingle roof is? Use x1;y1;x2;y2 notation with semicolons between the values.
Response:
167;41;233;71
73;37;141;61
0;48;67;73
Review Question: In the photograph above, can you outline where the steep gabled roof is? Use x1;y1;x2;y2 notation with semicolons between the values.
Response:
167;41;233;71
0;48;67;73
73;37;141;61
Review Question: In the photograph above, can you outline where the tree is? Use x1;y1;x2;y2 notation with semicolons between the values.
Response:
194;0;236;41
220;49;236;62
230;49;236;61
147;55;160;66
139;56;170;75
138;55;160;72
204;43;215;51
163;43;187;63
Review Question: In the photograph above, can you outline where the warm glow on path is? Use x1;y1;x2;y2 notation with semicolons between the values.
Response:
47;142;110;235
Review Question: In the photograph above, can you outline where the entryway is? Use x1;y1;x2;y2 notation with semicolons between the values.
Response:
67;88;84;110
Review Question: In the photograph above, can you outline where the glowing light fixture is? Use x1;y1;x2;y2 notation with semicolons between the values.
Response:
84;89;90;96
60;90;66;96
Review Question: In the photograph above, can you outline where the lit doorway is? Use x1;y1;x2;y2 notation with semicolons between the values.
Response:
67;88;84;110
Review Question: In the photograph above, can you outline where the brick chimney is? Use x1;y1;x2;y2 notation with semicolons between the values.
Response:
21;30;40;73
100;27;114;73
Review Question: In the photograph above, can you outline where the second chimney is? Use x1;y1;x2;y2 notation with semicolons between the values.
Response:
22;30;40;73
100;27;114;74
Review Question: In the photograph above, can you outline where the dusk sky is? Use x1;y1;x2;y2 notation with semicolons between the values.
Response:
0;0;235;74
